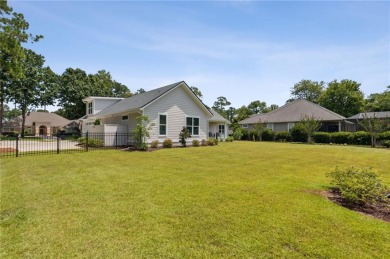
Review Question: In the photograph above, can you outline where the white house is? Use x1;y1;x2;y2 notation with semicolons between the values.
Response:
81;81;229;145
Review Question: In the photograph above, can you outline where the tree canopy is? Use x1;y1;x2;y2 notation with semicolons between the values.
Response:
290;80;324;103
365;86;390;112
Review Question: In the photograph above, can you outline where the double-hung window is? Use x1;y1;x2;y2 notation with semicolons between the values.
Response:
186;117;199;136
159;114;167;136
218;125;225;135
87;102;93;115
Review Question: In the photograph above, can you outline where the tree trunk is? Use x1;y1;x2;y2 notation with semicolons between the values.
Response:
371;135;376;148
0;82;4;135
21;106;27;138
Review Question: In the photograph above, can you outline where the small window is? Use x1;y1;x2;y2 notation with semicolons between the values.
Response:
159;114;167;136
218;125;225;135
122;115;129;121
288;123;295;132
266;123;273;131
242;124;248;128
87;102;93;115
186;117;199;136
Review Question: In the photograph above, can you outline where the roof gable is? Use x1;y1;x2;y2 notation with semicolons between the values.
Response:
239;99;346;124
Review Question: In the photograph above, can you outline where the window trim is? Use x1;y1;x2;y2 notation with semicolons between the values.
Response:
218;124;225;135
186;116;200;136
241;124;248;128
159;113;168;136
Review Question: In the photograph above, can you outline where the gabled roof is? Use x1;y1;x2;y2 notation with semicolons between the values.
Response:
94;81;212;117
348;111;390;120
209;108;230;123
9;112;71;127
239;99;346;124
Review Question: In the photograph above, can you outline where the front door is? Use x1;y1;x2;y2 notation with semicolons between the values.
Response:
218;125;225;138
39;125;47;135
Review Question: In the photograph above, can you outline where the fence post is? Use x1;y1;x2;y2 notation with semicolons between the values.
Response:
57;134;60;154
115;132;118;149
86;131;89;152
16;135;19;158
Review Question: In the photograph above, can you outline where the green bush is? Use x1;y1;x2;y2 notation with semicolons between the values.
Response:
275;131;290;142
349;131;370;145
261;129;275;141
379;131;390;141
151;140;159;148
163;138;173;148
240;128;249;140
207;138;216;146
226;136;234;142
382;140;390;148
201;139;208;146
249;130;258;141
77;137;103;147
327;167;389;205
313;132;331;143
290;124;307;142
192;139;200;147
330;132;352;144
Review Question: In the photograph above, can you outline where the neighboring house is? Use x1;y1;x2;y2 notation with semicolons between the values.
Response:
348;111;390;131
238;99;354;133
3;112;75;136
81;81;229;145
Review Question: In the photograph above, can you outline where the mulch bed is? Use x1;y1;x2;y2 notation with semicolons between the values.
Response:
322;189;390;222
0;148;16;152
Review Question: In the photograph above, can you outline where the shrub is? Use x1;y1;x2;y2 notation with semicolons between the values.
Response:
240;128;249;140
77;137;103;147
383;140;390;148
313;132;331;144
327;167;389;205
163;138;173;148
151;140;159;148
201;139;208;146
249;130;258;141
207;138;215;146
261;129;275;141
330;132;352;144
379;131;390;141
226;136;234;142
275;131;290;142
192;139;200;147
290;124;307;142
349;131;370;145
179;127;191;147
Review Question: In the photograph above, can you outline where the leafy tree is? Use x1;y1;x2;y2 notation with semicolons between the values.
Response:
365;86;390;112
0;0;42;133
299;114;322;143
248;100;267;114
112;81;132;98
2;104;21;120
212;96;231;119
264;104;279;113
253;119;267;141
135;88;145;95
359;113;388;147
179;126;191;147
226;107;236;122
318;79;365;118
190;86;203;99
290;80;324;103
8;48;57;137
132;115;154;150
235;105;251;121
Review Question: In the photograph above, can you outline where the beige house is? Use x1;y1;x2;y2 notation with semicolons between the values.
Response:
3;112;73;136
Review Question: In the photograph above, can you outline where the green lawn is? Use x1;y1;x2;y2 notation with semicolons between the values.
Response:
1;142;389;258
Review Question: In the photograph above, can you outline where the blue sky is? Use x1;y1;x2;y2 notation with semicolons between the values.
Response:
12;0;390;111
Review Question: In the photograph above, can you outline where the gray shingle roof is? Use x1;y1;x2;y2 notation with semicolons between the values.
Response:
348;111;390;119
239;99;346;124
95;81;184;117
209;108;230;123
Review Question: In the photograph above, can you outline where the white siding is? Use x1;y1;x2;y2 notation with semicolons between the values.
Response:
143;86;209;143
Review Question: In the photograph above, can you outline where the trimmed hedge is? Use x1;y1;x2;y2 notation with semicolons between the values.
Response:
379;131;390;141
291;125;307;142
349;131;370;145
275;131;290;142
330;132;352;144
262;129;275;141
313;132;331;144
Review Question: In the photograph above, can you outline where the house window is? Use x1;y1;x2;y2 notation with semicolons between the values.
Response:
288;123;295;132
122;115;129;121
218;125;225;135
87;102;93;115
186;117;199;136
242;124;248;128
266;123;273;131
159;114;167;136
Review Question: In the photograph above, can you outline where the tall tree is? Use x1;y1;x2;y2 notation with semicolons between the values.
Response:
290;80;325;103
248;100;267;114
212;96;231;118
365;86;390;112
318;79;365;118
0;0;42;133
226;107;236;122
8;48;57;137
190;86;203;99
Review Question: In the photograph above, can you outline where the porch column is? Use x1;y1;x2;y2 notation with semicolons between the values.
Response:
338;121;341;132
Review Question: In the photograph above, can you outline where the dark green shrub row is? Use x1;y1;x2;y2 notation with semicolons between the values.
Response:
77;137;103;147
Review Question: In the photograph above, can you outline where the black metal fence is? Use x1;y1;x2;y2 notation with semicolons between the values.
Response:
0;132;133;158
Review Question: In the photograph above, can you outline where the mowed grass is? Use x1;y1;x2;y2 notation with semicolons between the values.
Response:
1;142;389;258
